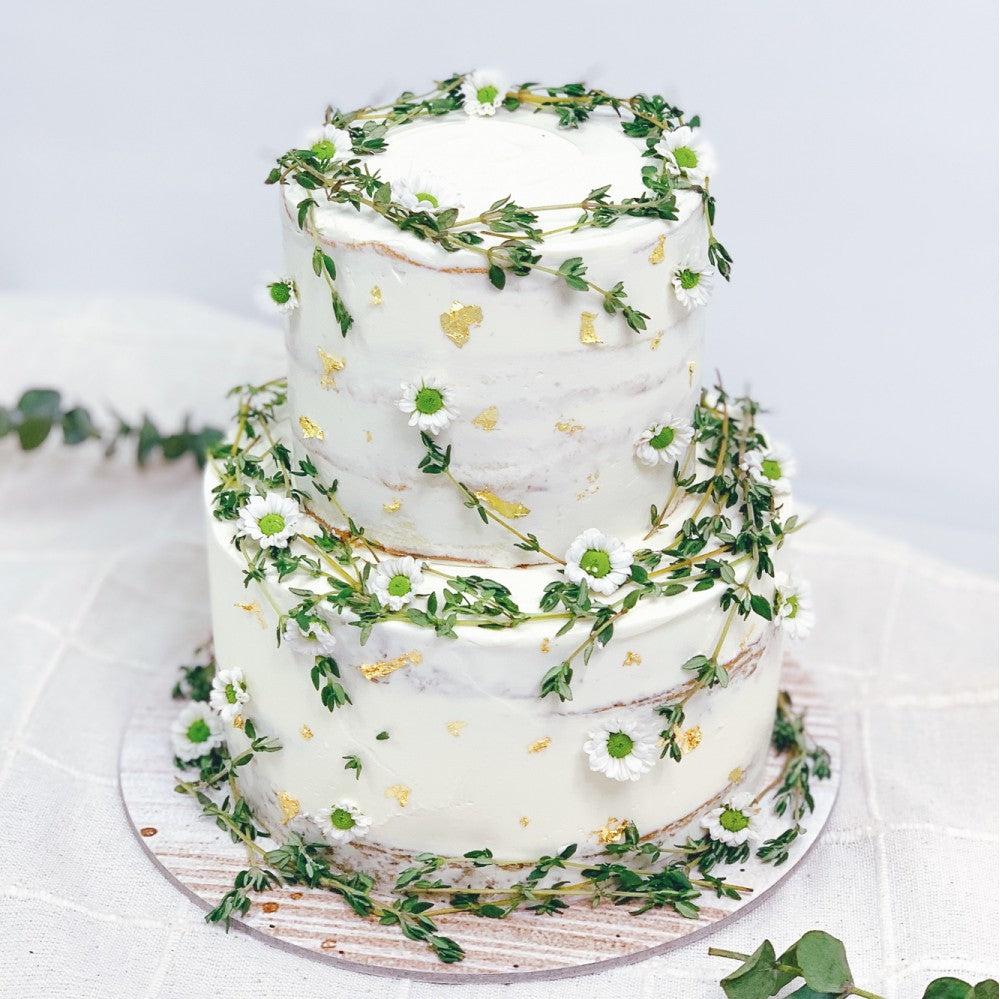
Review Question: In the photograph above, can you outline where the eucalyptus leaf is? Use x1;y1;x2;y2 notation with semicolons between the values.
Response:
720;940;779;999
794;931;852;993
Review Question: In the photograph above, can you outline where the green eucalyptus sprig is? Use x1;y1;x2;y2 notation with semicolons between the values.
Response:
267;74;731;337
1;387;222;468
711;930;998;999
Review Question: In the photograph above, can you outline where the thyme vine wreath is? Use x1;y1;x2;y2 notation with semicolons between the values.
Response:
264;71;732;336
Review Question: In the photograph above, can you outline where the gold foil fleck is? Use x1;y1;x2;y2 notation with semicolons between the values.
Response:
519;816;530;828
383;498;402;513
579;311;603;345
446;721;468;737
300;725;314;740
275;791;300;825
320;938;338;950
299;415;325;440
365;431;373;443
649;234;666;265
528;737;552;754
232;714;244;730
262;901;279;914
358;649;423;681
680;725;703;755
234;601;267;629
385;784;411;808
289;892;303;900
472;406;499;431
370;285;382;305
623;651;642;667
650;333;663;351
594;817;630;845
555;420;584;436
729;767;744;785
474;490;530;519
540;638;551;654
317;346;346;390
576;470;600;502
688;360;696;386
440;301;483;347
140;827;157;837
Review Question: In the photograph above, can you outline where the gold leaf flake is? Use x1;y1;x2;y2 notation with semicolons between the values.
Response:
729;767;744;785
555;420;584;436
519;816;530;828
383;498;402;513
593;817;629;845
688;360;696;386
472;406;498;431
370;285;382;306
440;301;483;347
474;490;530;519
623;651;642;667
385;784;411;808
365;430;373;443
232;714;244;730
446;721;467;737
358;649;423;681
275;791;300;825
576;470;600;502
299;415;325;440
680;725;702;755
650;333;663;351
649;234;666;265
528;737;551;754
234;601;267;629
540;638;551;654
300;725;314;740
579;311;603;345
317;347;346;390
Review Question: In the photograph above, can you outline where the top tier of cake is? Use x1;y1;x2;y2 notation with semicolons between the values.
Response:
280;104;712;567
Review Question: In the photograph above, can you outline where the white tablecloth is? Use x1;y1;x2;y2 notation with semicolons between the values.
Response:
1;295;997;998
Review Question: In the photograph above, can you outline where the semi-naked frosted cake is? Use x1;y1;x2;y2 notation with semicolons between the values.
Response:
177;73;819;953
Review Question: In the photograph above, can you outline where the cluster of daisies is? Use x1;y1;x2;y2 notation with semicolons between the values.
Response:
170;666;249;762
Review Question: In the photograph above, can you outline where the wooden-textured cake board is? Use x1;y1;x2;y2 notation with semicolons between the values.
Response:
119;658;839;984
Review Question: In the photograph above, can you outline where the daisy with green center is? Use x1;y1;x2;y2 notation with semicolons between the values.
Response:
369;555;425;612
565;528;633;596
283;613;338;657
170;703;225;762
634;414;694;467
583;714;659;782
397;376;458;435
236;492;303;549
393;173;461;215
773;571;815;641
262;276;299;314
305;123;353;162
209;667;249;723
460;69;509;117
313;800;372;844
741;441;797;496
672;258;714;311
657;125;716;184
702;792;761;847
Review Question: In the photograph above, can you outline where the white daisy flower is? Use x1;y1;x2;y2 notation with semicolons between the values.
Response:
672;259;714;310
657;125;717;184
565;528;633;596
773;572;815;641
305;123;353;162
209;667;249;723
397;376;458;435
282;614;338;657
393;173;462;214
313;800;372;844
460;69;509;116
741;441;797;496
262;277;298;314
583;714;660;782
369;555;425;611
171;703;225;761
236;492;303;549
702;792;761;847
634;414;694;467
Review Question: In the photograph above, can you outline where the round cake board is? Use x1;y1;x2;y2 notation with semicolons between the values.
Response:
120;657;839;984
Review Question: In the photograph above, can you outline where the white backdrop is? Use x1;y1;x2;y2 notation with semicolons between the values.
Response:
1;0;997;573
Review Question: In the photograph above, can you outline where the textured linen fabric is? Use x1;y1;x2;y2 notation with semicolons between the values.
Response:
0;294;997;998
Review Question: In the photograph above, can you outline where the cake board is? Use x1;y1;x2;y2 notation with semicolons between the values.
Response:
119;657;839;984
